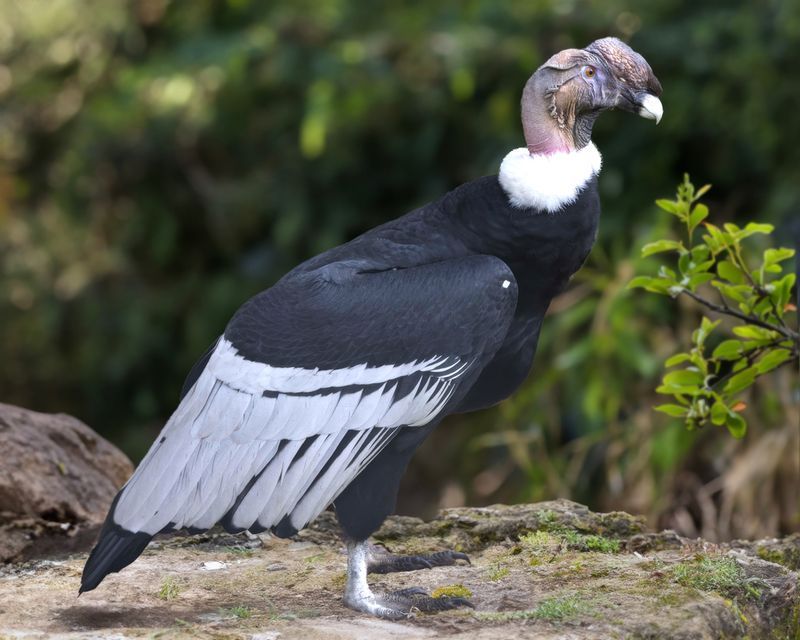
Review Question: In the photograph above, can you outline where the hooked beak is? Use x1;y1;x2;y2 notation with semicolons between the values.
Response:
637;93;663;124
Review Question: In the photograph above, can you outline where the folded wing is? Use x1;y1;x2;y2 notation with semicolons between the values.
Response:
81;254;517;592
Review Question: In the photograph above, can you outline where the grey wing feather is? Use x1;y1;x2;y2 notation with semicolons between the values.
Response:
111;338;470;536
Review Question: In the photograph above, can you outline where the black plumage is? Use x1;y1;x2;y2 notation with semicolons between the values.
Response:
81;36;662;618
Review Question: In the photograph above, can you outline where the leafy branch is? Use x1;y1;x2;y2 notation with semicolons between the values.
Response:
628;175;798;438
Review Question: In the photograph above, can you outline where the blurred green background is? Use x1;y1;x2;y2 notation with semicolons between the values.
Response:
1;0;797;540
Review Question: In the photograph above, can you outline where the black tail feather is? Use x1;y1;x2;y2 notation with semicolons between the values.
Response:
79;493;153;594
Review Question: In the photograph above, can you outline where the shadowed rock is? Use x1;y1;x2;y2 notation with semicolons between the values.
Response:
0;402;132;562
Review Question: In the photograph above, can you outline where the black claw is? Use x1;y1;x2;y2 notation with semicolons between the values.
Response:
373;588;475;616
393;586;429;598
409;594;475;613
429;550;472;566
367;548;472;574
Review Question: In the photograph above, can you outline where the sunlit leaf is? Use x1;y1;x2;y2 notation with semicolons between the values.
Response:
665;353;692;367
732;325;779;341
655;404;689;417
641;239;685;257
723;367;757;395
712;339;743;360
688;203;709;234
655;199;681;216
663;369;704;387
710;401;728;425
717;260;745;284
754;349;793;374
725;412;747;438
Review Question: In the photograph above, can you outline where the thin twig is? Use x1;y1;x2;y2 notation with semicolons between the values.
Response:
679;288;799;342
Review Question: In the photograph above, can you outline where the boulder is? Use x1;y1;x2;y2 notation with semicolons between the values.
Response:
0;402;132;562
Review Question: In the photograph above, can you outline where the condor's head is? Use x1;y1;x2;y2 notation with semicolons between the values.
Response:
522;37;663;155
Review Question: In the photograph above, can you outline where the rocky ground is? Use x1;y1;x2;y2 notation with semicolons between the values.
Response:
1;501;798;640
1;403;798;639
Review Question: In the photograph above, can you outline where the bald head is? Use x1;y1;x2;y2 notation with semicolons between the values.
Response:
521;37;663;154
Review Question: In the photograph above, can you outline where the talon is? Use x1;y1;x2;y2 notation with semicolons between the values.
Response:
367;547;471;574
394;586;429;598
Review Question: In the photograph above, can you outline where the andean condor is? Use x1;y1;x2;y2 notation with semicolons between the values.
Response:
81;37;662;619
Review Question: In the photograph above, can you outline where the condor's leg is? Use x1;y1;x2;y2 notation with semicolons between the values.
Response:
334;427;473;618
343;540;473;619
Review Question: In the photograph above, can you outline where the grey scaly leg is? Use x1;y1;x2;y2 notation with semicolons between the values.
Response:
342;540;474;619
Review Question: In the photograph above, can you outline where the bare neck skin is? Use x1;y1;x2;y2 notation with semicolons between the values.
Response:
521;73;598;155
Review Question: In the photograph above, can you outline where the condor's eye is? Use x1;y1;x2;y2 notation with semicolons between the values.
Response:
583;66;596;79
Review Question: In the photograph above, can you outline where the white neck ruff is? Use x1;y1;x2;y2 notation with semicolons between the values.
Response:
498;142;602;213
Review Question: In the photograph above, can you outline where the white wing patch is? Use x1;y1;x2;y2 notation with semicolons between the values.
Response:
113;338;470;535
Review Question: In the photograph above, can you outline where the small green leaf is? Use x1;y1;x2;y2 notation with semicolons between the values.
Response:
663;369;704;387
665;353;692;367
658;265;677;280
754;349;793;374
678;252;691;275
657;384;698;396
736;222;774;240
732;325;779;341
655;404;689;417
655;199;682;216
627;276;674;295
744;222;775;235
710;401;728;425
723;367;757;395
712;340;744;360
710;281;749;304
691;244;711;262
693;317;720;346
725;412;747;439
641;239;685;257
687;273;715;289
772;274;796;310
763;247;795;267
717;260;745;284
694;184;712;200
688;203;709;233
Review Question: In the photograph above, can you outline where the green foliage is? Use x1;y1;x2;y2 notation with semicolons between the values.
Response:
670;555;756;598
157;576;181;601
431;583;473;599
486;564;510;581
519;528;621;554
475;594;589;621
221;605;253;620
629;176;799;438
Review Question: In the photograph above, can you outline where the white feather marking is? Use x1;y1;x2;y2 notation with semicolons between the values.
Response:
230;394;275;443
259;433;334;526
377;378;423;428
209;337;455;394
230;440;303;530
288;430;370;528
498;142;602;213
319;390;363;434
191;382;250;440
113;340;477;535
186;440;280;530
343;384;387;430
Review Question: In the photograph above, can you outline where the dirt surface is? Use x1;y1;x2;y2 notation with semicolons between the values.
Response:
1;500;797;639
0;403;132;563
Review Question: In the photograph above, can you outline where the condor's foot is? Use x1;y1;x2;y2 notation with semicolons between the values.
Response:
344;586;474;620
345;540;474;619
367;543;471;574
